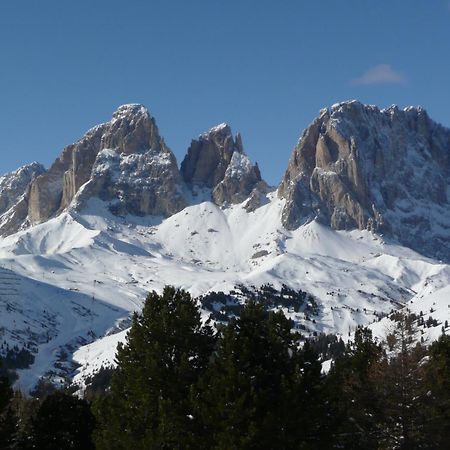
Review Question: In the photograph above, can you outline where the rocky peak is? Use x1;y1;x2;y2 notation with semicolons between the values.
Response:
0;162;46;213
181;124;241;187
279;100;450;261
24;104;186;228
102;103;163;155
181;124;266;207
0;162;46;235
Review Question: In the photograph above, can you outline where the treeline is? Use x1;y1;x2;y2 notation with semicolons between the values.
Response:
1;286;450;449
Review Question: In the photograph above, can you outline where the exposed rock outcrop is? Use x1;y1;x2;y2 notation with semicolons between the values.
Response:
75;145;186;218
279;100;450;261
181;124;267;207
27;104;186;224
0;163;46;235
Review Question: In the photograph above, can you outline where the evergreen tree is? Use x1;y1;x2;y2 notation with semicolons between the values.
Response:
94;286;214;450
289;339;326;448
323;327;382;449
195;301;318;449
372;313;429;449
31;390;95;450
0;373;14;449
7;392;39;450
421;334;450;449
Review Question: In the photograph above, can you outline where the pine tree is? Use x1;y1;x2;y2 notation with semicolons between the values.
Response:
94;286;214;450
31;390;95;450
371;312;429;449
0;373;14;449
421;334;450;448
323;327;382;449
194;301;315;449
7;392;39;450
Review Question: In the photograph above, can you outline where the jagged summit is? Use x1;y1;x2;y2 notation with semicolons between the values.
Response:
279;101;450;261
181;123;266;207
0;162;46;235
111;103;148;119
1;101;450;391
0;106;268;236
2;100;449;262
202;122;232;136
0;105;186;233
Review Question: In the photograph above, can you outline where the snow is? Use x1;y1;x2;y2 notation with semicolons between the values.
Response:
225;152;253;178
206;123;229;135
0;191;449;392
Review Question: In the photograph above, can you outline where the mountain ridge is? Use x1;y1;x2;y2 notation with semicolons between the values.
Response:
0;100;449;391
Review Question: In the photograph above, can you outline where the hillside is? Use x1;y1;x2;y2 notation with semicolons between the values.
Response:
0;102;448;392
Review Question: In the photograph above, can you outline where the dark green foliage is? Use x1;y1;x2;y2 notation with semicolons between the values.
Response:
93;286;215;450
372;315;429;449
83;366;115;400
30;377;58;399
323;327;383;449
201;283;319;323
0;373;14;448
32;390;95;450
308;332;346;360
0;346;34;384
3;347;35;370
194;301;323;449
421;334;450;449
5;287;450;449
7;392;39;450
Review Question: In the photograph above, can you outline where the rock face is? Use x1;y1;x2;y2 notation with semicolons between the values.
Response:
180;124;266;207
0;163;46;235
279;100;450;261
28;104;186;223
1;107;269;237
76;145;186;218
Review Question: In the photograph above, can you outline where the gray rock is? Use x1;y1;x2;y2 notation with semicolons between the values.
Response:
279;101;450;261
27;104;186;225
181;124;266;206
75;145;186;218
0;162;46;235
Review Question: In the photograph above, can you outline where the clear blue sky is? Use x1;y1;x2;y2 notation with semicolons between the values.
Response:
1;0;449;185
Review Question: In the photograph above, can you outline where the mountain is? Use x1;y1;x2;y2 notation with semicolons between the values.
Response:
28;104;187;225
0;101;449;393
180;123;267;208
2;105;267;237
0;162;46;235
279;101;450;262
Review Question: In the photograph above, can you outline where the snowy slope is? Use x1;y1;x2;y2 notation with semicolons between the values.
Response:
0;190;449;392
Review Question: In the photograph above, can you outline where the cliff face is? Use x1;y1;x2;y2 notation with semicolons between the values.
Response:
27;104;186;224
0;162;46;236
279;101;450;260
181;124;267;208
1;107;265;236
3;100;448;261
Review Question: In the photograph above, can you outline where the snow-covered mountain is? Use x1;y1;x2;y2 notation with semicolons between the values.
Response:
0;162;46;235
0;101;449;392
279;101;450;262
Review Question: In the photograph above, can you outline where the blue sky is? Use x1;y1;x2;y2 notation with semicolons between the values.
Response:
1;0;449;185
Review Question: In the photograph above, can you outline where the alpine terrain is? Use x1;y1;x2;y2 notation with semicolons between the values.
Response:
0;100;449;392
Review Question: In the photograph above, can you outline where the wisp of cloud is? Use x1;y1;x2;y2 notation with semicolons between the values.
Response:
352;64;406;85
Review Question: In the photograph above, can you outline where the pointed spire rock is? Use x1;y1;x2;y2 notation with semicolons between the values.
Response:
181;124;267;206
0;162;46;236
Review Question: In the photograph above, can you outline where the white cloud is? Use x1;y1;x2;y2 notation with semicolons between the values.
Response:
352;64;406;86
